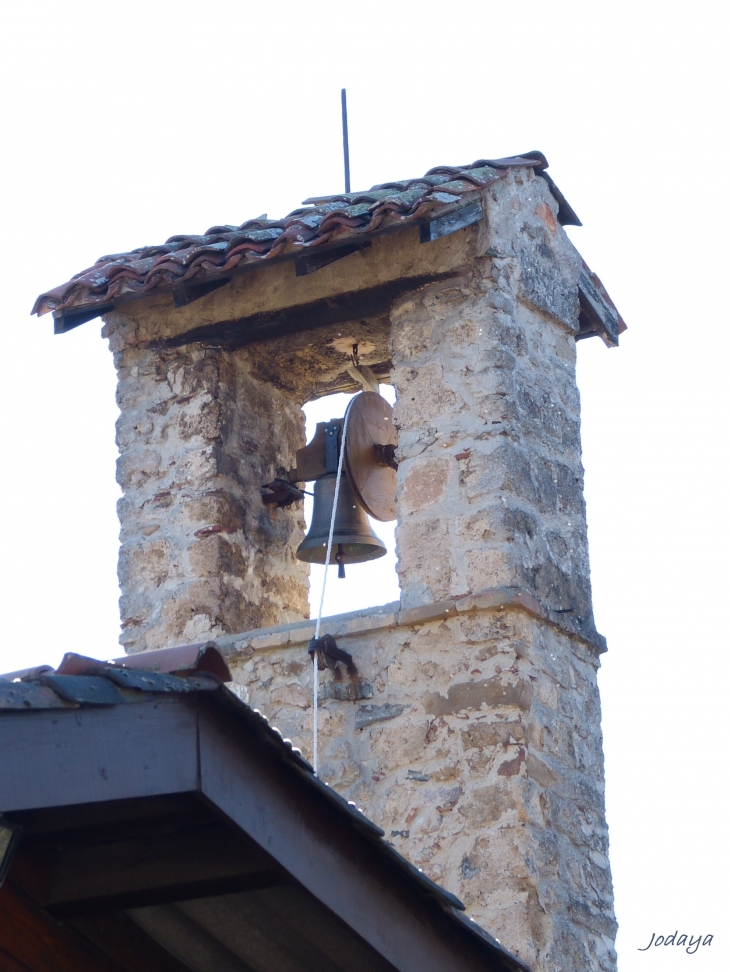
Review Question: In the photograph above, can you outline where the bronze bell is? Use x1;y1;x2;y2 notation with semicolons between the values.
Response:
296;472;386;575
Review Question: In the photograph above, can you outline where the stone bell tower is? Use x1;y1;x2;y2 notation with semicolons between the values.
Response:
34;151;624;972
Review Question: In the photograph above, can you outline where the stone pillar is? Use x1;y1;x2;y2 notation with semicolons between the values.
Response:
391;167;596;644
362;168;617;970
104;312;309;653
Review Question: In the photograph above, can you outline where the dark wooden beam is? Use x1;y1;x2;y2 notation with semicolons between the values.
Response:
294;242;370;277
6;794;233;908
53;304;114;334
577;269;622;347
0;945;33;972
126;902;258;972
67;912;197;972
0;883;122;972
173;277;231;308
253;886;397;972
7;793;207;837
44;823;286;917
154;271;462;350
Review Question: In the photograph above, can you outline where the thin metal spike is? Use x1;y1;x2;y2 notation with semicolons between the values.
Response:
341;89;351;194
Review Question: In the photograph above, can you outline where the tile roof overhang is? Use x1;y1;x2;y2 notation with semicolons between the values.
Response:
32;151;580;328
0;646;530;972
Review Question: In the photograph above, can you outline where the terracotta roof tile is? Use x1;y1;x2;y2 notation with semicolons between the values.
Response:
33;151;579;320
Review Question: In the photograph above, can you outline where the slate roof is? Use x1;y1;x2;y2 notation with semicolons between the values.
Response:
32;151;579;321
0;647;530;972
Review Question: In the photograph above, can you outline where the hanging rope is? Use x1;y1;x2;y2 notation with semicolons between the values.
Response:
312;397;354;775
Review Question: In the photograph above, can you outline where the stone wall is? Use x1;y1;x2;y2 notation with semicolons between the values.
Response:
103;318;309;652
103;163;617;969
219;593;616;972
101;196;484;653
391;168;596;644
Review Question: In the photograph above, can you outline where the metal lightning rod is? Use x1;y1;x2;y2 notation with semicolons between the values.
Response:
341;88;351;193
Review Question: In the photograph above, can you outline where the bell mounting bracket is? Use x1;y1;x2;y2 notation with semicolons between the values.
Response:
307;634;355;673
324;422;341;473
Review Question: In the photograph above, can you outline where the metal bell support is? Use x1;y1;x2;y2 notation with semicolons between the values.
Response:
296;472;386;575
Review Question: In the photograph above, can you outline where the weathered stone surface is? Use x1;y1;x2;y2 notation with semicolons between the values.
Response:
390;169;596;644
105;165;615;972
319;678;374;702
402;456;452;510
424;675;534;716
225;599;616;972
104;330;310;652
355;702;406;729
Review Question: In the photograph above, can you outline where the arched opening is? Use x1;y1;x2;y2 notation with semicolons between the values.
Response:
302;386;400;618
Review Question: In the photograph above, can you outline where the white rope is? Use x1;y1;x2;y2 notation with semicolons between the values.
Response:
312;654;319;775
312;397;354;775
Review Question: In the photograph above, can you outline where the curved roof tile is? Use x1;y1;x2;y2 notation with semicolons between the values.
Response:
32;152;579;319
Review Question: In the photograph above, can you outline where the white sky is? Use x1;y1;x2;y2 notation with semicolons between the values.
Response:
1;2;727;967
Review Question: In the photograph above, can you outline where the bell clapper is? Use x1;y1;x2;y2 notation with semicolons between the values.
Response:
335;544;346;579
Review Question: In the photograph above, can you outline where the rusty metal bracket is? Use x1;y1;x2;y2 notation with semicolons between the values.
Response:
373;442;398;470
261;478;306;508
307;634;355;673
324;423;341;473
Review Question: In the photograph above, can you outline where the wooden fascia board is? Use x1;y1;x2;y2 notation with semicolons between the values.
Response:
0;699;199;814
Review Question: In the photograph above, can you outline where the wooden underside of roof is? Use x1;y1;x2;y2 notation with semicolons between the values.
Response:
0;693;526;972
